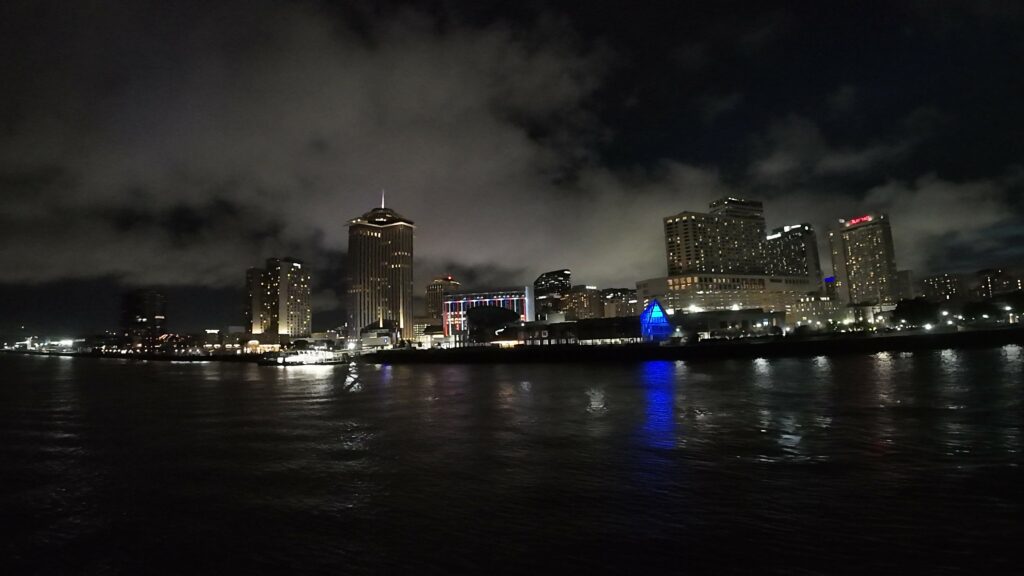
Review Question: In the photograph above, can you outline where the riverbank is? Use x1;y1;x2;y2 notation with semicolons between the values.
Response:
367;326;1024;364
1;350;260;363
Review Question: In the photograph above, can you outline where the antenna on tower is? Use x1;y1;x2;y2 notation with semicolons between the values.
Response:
381;189;386;209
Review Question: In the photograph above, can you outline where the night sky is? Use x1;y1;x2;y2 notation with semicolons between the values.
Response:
2;0;1023;334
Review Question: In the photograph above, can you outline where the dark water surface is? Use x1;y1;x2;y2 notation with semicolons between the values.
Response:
2;350;1023;574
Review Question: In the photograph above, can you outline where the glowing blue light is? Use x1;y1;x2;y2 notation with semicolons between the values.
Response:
640;299;674;342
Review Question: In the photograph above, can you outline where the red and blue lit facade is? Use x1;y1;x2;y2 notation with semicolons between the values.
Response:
442;288;535;336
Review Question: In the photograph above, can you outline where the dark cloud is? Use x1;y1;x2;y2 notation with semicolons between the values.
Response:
1;0;1022;331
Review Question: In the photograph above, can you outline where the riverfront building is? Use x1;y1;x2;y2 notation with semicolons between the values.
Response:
442;288;534;336
245;258;312;337
636;273;816;314
346;204;415;339
828;213;899;305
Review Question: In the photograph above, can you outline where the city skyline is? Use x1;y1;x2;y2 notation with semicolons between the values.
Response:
2;1;1023;332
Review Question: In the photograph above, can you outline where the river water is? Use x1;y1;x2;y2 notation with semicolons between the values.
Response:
2;349;1022;574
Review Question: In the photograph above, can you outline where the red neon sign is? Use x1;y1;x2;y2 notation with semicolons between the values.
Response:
846;215;873;226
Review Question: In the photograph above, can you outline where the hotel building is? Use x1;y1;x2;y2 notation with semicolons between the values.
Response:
245;258;312;337
664;198;767;276
828;213;899;305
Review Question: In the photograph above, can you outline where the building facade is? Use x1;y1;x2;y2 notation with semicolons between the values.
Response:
765;223;822;284
601;287;638;318
921;273;967;303
975;268;1021;299
121;289;167;347
636;273;815;314
347;205;415;339
664;210;767;276
828;213;899;305
533;269;572;319
442;288;534;336
564;285;604;320
425;274;460;321
245;258;312;337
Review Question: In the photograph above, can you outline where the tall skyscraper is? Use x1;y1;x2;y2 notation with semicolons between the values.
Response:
426;274;460;320
828;213;899;305
765;223;822;283
664;197;766;276
347;204;415;339
121;288;166;346
245;258;312;336
534;269;572;318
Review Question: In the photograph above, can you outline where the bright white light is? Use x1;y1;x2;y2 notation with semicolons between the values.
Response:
946;320;953;325
1005;306;1013;312
941;311;949;316
983;314;990;319
924;324;933;330
730;304;740;311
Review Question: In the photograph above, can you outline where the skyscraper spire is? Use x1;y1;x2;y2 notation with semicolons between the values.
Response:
381;189;386;209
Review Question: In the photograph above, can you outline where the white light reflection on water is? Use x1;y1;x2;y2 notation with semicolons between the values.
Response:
586;387;606;413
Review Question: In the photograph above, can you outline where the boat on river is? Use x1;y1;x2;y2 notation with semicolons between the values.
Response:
258;349;351;366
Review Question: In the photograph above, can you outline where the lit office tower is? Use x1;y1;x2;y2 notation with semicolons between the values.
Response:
664;197;766;276
828;213;899;305
246;258;312;336
347;204;415;339
533;269;572;318
765;223;822;282
121;289;166;346
426;274;460;320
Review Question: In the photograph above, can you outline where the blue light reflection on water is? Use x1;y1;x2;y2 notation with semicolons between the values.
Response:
639;361;677;450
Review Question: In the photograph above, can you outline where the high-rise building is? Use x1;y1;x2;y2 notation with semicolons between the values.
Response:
709;197;765;220
121;289;166;347
564;285;604;320
347;204;415;339
245;258;312;336
921;273;967;303
533;269;572;318
426;275;460;321
828;213;899;305
765;223;822;284
664;197;766;276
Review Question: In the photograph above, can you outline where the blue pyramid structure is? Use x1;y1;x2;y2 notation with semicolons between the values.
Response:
640;299;673;342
